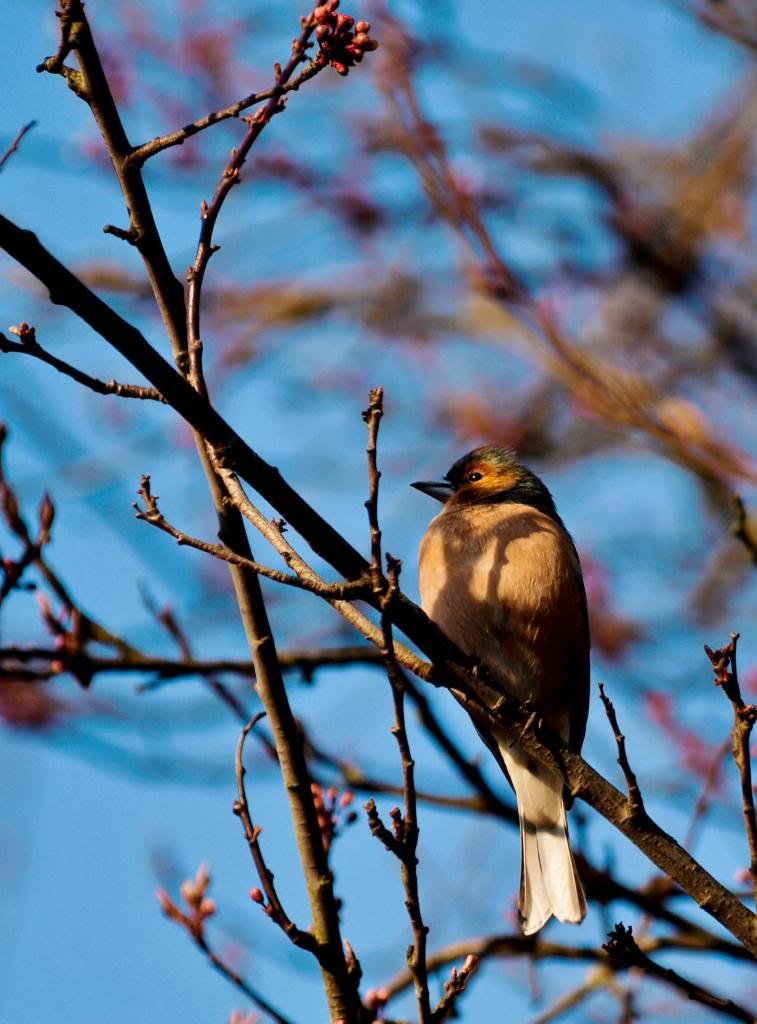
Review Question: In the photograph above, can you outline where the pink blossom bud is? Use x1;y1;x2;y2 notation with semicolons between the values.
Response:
180;880;197;905
199;898;216;917
250;887;265;904
355;20;370;32
156;888;174;913
336;14;354;32
38;492;55;533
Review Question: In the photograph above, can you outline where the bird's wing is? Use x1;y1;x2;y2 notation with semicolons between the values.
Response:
565;533;591;756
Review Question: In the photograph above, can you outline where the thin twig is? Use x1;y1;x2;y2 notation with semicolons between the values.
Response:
384;928;756;1004
233;714;319;954
705;634;757;909
0;120;36;173
141;588;251;723
525;972;605;1024
0;120;37;172
157;870;297;1024
0;323;166;401
362;385;430;1022
429;955;480;1024
195;934;298;1024
214;462;433;681
185;16;329;398
0;643;384;682
598;683;645;820
683;737;731;851
127;83;315;167
134;474;368;599
604;923;756;1023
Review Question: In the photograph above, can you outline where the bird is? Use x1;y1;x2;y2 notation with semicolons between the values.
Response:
413;445;589;934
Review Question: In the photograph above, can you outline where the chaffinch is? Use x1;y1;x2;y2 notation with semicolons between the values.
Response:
414;445;588;934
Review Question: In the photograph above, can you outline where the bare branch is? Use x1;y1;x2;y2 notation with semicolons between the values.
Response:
1;323;166;401
705;634;757;909
598;682;645;819
361;386;430;1022
429;954;480;1024
185;13;327;399
385;928;756;1022
134;474;369;599
0;120;37;173
683;737;731;851
233;715;319;954
156;868;297;1024
604;923;756;1023
127;12;377;166
0;643;384;684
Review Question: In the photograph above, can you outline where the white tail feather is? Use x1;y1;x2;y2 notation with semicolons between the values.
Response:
500;743;586;934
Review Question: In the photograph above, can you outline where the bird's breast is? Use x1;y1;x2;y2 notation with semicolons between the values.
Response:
418;501;586;717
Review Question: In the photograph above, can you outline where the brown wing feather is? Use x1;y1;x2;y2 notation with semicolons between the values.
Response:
419;501;590;750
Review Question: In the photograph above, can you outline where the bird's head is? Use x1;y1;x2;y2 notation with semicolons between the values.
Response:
412;445;561;521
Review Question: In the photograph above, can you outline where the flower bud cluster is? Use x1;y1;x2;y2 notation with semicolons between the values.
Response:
157;862;216;939
313;1;378;77
311;783;357;852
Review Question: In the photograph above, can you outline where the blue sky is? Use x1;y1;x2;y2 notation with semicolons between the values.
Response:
1;1;756;1022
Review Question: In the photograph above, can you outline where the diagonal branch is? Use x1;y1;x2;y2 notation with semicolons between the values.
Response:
128;83;318;168
1;323;166;401
429;955;480;1024
157;871;297;1024
133;474;369;599
604;923;756;1023
0;120;37;173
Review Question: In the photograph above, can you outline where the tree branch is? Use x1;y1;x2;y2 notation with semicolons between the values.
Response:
0;120;37;173
128;83;318;167
362;386;430;1022
233;714;320;954
429;954;480;1024
1;323;166;401
705;634;757;910
387;929;756;1019
134;474;369;599
604;923;756;1023
156;868;297;1024
598;682;645;820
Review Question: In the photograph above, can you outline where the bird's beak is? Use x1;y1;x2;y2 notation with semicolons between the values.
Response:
411;479;455;502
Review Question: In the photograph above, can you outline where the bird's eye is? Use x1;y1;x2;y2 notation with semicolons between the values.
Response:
466;472;483;483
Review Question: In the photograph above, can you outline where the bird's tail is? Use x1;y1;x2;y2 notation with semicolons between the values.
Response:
500;744;586;935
